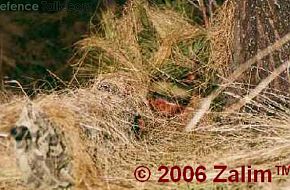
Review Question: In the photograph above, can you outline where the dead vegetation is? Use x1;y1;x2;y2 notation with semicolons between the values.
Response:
1;0;290;189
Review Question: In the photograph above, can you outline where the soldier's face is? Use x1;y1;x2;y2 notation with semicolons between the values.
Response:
10;125;32;141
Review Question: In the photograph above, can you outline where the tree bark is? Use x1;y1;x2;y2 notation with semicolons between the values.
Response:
233;0;290;92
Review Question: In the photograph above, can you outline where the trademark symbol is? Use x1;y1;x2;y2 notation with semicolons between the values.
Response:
275;165;290;176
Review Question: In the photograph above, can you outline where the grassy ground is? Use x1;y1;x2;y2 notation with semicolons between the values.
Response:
0;0;290;189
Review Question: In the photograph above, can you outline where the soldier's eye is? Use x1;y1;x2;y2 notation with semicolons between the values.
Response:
10;126;32;141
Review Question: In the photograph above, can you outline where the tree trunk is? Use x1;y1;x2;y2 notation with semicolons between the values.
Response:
233;0;290;92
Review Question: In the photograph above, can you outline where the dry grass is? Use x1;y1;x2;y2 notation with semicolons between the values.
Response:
186;31;290;131
0;71;290;189
1;0;290;190
208;0;234;77
74;1;205;84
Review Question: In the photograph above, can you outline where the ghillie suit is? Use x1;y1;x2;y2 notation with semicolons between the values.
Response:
9;73;149;190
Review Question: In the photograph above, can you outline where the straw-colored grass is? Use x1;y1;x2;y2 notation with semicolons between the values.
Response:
1;70;290;189
1;0;290;190
208;0;234;77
